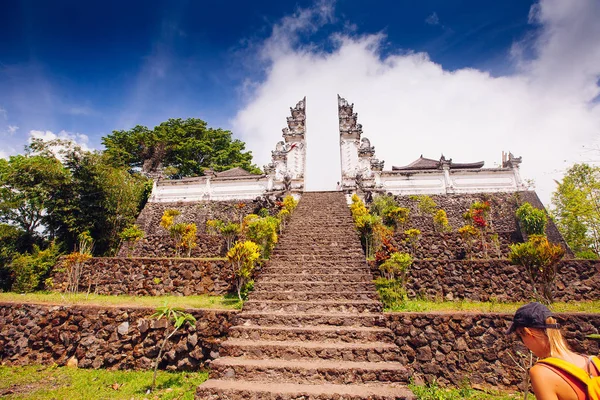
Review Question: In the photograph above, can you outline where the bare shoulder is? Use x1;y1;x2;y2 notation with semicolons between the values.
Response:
530;364;561;400
530;363;559;379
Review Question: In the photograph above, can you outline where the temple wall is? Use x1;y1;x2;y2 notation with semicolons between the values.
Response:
378;168;524;196
151;178;272;203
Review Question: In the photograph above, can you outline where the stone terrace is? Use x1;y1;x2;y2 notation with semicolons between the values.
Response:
196;191;415;399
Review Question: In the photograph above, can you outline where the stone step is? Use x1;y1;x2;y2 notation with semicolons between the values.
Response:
243;300;382;314
251;291;379;302
270;254;364;262
266;260;368;268
209;357;409;384
196;380;415;399
261;267;370;275
237;312;386;328
228;324;394;343
220;339;401;362
271;251;365;258
253;281;376;292
258;274;372;283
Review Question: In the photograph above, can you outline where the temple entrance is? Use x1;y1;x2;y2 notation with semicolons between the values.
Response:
304;94;341;191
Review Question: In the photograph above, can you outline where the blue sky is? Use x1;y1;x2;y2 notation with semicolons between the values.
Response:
1;0;600;202
1;0;534;149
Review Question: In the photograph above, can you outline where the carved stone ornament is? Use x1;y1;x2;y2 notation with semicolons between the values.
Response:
370;158;385;171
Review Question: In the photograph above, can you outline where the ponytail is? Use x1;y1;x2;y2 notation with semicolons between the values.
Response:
545;317;571;357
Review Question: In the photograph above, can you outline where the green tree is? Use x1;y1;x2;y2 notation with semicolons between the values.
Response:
551;163;600;257
0;154;70;238
102;118;261;176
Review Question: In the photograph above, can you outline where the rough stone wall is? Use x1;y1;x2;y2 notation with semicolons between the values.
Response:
52;258;233;296
0;303;237;370
120;234;225;258
392;192;521;233
391;191;570;252
2;303;599;391
387;312;600;390
370;259;600;302
391;231;519;260
122;199;279;257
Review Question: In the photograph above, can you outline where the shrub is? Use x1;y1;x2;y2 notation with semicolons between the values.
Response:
257;208;270;217
282;195;298;213
119;225;144;257
356;214;383;259
458;225;478;259
516;202;547;235
509;234;565;304
463;201;492;256
227;241;261;301
150;305;196;392
374;277;406;309
375;236;398;264
575;249;599;260
62;231;94;294
220;222;241;251
379;252;413;284
433;209;451;232
245;216;279;259
180;223;198;257
10;242;61;293
160;209;180;230
350;194;369;221
409;195;437;215
404;228;421;256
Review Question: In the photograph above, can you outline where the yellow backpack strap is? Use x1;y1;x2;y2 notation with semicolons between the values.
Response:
537;357;591;384
591;356;600;374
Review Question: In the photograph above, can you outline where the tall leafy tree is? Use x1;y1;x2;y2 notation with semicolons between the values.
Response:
52;148;151;255
551;163;600;257
0;154;70;238
102;118;261;176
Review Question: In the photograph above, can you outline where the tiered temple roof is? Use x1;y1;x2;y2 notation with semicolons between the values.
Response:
392;155;484;171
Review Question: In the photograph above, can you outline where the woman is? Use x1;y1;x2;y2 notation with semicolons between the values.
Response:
507;302;599;400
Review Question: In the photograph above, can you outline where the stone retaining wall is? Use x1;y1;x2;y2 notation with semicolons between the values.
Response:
0;303;237;370
52;257;233;296
120;198;280;257
120;234;226;258
2;303;599;392
370;259;600;302
391;231;520;260
387;312;600;390
391;191;570;253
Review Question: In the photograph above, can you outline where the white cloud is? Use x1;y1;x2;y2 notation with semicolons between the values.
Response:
7;125;18;135
0;149;9;159
232;0;600;205
29;130;92;157
425;12;440;26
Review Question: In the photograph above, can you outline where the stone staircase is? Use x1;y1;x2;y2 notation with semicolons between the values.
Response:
196;191;415;399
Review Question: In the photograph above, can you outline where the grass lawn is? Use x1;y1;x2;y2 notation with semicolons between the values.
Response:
384;299;600;314
0;365;208;400
0;365;523;400
409;382;523;400
0;292;242;310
